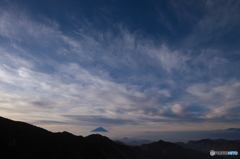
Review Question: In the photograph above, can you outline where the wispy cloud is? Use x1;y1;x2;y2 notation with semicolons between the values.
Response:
186;80;240;121
181;0;240;49
0;0;239;134
63;115;136;126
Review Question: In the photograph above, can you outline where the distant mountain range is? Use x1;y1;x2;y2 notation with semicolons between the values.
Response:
176;138;240;152
115;137;152;146
1;116;238;159
226;128;240;131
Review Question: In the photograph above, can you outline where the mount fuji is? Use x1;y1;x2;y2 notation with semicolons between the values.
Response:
90;127;109;132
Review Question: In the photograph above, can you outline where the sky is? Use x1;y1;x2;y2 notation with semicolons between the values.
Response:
0;0;240;141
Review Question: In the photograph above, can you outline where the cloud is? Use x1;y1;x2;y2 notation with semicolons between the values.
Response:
0;3;190;78
181;0;240;49
0;7;61;47
0;1;239;133
171;104;183;114
186;80;240;122
33;120;68;125
63;115;136;126
143;44;190;73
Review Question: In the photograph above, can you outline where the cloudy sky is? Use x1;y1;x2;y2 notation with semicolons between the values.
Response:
0;0;240;139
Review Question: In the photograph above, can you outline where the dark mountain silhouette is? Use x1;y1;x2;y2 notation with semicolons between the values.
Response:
0;116;223;159
90;127;108;132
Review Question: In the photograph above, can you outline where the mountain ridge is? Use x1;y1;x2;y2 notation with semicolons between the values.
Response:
0;116;228;159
